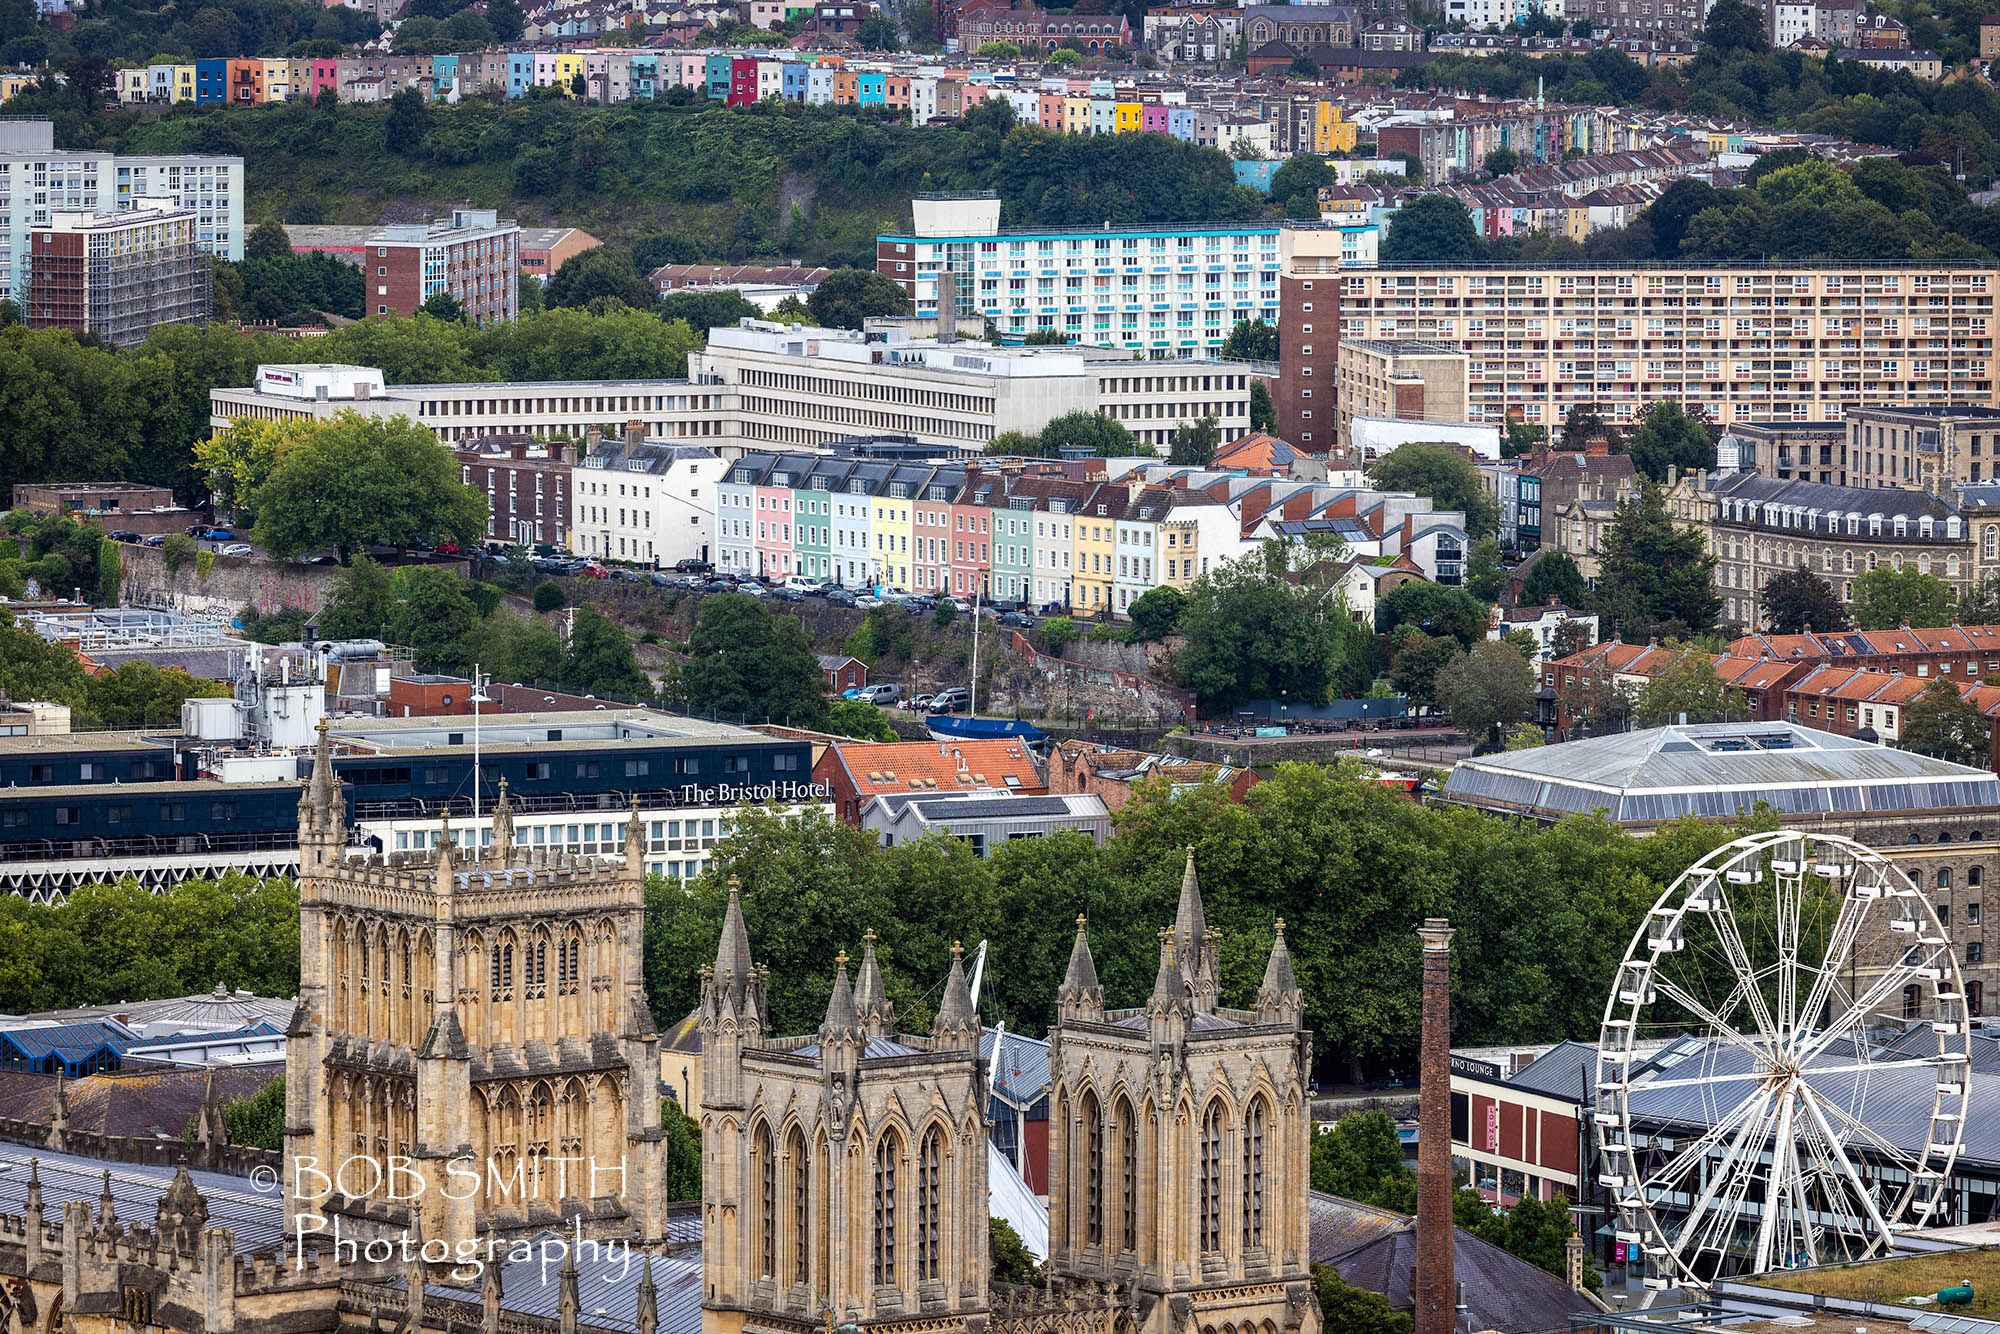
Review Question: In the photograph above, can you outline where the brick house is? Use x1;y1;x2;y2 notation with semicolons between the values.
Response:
811;738;1045;824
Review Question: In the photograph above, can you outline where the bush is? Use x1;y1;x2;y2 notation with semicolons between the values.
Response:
533;580;566;612
1039;614;1077;657
162;533;198;573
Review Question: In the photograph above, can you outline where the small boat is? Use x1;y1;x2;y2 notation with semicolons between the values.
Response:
925;714;1047;745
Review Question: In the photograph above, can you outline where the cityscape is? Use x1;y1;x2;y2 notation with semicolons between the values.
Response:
6;0;2000;1326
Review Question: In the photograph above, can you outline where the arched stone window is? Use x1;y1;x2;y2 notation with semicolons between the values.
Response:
873;1131;900;1286
1199;1101;1225;1252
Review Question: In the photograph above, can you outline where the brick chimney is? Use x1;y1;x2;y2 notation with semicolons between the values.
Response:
1414;918;1456;1334
625;419;645;450
584;426;603;455
1585;435;1610;457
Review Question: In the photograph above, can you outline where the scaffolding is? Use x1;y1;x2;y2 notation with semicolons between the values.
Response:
25;223;212;348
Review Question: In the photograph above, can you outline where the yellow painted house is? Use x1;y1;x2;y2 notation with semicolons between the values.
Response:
1063;94;1089;133
1315;101;1357;154
870;492;914;590
172;65;196;102
555;52;586;95
0;72;35;105
1113;100;1142;132
1070;494;1117;615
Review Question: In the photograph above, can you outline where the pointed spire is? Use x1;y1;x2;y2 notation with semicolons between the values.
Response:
24;1157;41;1216
306;716;337;819
97;1169;116;1232
1057;913;1104;1024
557;1244;580;1334
1062;914;1099;993
716;877;753;988
1173;846;1207;952
1262;918;1297;993
491;776;515;860
854;929;894;1038
821;950;859;1037
636;1253;659;1334
624;790;645;876
1149;927;1182;1008
934;940;978;1046
403;1207;426;1334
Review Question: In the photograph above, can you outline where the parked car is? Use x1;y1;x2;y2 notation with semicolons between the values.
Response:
141;534;167;548
199;527;235;542
699;579;735;594
105;529;139;543
927;687;970;714
997;611;1035;629
782;574;822;593
577;563;610;579
436;542;460;555
303;554;340;565
909;693;935;712
824;587;857;607
841;686;867;701
771;587;804;602
675;558;714;574
854;595;883;609
856;683;901;705
218;543;255;557
736;582;769;598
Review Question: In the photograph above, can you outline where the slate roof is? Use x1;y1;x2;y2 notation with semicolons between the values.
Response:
0;1066;280;1139
1506;1039;1600;1102
981;1027;1050;1110
0;1140;289;1253
1323;1219;1601;1332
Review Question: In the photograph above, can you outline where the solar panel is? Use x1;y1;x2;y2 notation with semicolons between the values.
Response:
1912;1314;2000;1333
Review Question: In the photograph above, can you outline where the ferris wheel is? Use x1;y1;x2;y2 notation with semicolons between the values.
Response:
1594;830;1971;1294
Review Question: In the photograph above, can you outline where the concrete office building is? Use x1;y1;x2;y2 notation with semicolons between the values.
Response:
876;196;1282;356
1334;339;1471;451
689;320;1255;453
24;205;211;347
211;363;732;444
1280;252;1999;444
0;119;242;302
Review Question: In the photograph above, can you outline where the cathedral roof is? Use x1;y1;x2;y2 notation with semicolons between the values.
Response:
1060;917;1099;995
1261;919;1298;996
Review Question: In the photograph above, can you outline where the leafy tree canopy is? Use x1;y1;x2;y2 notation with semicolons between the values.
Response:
1848;565;1959;630
249;413;488;562
1758;567;1848;635
1368;444;1500;540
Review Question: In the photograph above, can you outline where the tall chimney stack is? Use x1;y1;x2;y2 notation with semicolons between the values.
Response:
1415;918;1456;1334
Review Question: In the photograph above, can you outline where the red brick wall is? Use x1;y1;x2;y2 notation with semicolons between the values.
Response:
1277;272;1339;453
1394;381;1426;421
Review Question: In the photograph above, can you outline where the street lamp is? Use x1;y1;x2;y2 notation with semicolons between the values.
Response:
470;666;493;821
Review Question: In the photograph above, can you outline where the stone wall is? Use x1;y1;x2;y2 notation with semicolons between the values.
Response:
116;547;466;619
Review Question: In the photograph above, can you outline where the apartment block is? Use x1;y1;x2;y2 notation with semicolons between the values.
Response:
1299;262;1998;442
0;119;242;301
24;205;211;347
876;196;1282;356
1333;339;1469;448
571;425;726;567
210;363;732;444
689;321;1253;453
359;208;520;325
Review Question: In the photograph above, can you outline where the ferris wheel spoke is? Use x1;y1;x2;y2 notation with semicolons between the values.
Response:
1638;1082;1770;1195
1753;1094;1800;1273
1669;1086;1774;1271
1793;888;1869;1047
1795;1057;1952;1078
1797;1089;1896;1257
1806;1090;1932;1176
1652;974;1771;1061
1796;949;1945;1070
1708;895;1782;1049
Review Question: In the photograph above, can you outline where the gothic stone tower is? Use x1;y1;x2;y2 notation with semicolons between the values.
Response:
700;892;990;1334
1047;850;1318;1334
285;722;668;1245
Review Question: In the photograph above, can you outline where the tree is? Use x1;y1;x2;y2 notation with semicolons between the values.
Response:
1464;538;1505;603
1559;403;1616;452
219;1075;285;1151
1379;194;1483;266
1310;1265;1411;1334
316;556;396;641
1021;328;1070;345
1368;444;1499;539
1288;53;1318;78
1594;483;1719;641
419;291;466;322
1169;415;1221;466
1126;586;1186;641
1219;317;1280;362
828;698;898;741
1390;632;1463;710
563;603;649;700
1520;550;1588;610
383;85;430;156
1376;581;1487;647
195;416;316;524
653;289;764;332
1848;566;1958;631
662;1098;701;1199
245;220;292;262
1629;648;1749;728
533;580;566;612
975;40;1023;57
1483;145;1520;178
1309;1110;1415;1209
546;247;655;311
990;1218;1042;1286
1038;411;1143;458
1176;552;1349;713
1549;617;1594;661
1625;400;1714;482
683;594;830;728
1436;638;1535;743
1758;567;1848;635
806;268;912;331
1047;45;1082;65
1555;666;1628;736
1702;0;1769;54
250;414;489;562
83;660;230;729
1269;155;1335;220
1902;676;1989;762
1249;380;1276;431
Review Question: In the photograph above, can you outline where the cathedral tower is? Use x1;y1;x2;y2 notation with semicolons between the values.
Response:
286;726;667;1245
700;898;990;1334
1047;850;1318;1334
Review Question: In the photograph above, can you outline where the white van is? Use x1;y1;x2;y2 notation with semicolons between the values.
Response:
783;574;822;593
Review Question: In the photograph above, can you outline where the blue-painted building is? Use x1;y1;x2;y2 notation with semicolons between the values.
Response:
193;59;227;104
431;53;459;99
508;52;536;98
857;70;885;105
704;54;733;99
631;52;659;99
780;60;808;101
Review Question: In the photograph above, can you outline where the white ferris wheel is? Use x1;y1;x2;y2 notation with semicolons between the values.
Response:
1595;830;1971;1294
